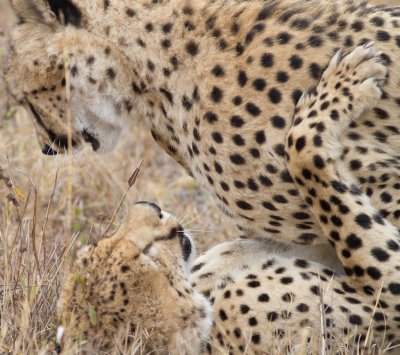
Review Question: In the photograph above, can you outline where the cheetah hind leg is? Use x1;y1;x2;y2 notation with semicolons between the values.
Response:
285;43;400;298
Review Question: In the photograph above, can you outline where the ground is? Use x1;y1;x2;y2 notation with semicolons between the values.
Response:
0;0;399;354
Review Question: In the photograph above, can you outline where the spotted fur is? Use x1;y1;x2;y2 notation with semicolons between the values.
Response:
58;200;400;353
5;0;400;270
57;202;212;353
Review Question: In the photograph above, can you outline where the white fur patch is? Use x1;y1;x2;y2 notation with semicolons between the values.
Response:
56;326;65;345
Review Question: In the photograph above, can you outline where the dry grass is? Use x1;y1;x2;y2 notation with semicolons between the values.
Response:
0;57;235;355
0;3;234;353
0;0;399;353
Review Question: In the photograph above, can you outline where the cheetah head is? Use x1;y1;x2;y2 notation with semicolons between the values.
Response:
5;0;137;155
57;201;212;352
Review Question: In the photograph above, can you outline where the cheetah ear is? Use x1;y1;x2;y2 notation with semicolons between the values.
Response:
9;0;47;24
9;0;82;27
46;0;82;27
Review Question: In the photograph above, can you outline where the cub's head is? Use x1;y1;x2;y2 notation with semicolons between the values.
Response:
5;0;137;155
57;201;211;353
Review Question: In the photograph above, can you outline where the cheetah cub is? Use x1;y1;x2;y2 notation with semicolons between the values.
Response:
58;201;400;353
57;201;212;354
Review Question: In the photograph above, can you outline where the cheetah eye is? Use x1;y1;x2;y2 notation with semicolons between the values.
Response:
82;129;100;152
181;234;192;261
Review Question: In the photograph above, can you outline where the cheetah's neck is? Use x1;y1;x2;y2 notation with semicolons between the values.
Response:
79;0;330;119
80;0;358;166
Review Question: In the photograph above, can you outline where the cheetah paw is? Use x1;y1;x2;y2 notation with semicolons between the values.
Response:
321;42;387;120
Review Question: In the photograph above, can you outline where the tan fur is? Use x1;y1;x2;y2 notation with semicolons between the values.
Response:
57;203;212;353
57;42;400;354
60;199;400;354
5;0;400;256
5;3;400;350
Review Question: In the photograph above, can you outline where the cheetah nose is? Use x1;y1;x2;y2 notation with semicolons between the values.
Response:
42;144;58;156
135;201;162;215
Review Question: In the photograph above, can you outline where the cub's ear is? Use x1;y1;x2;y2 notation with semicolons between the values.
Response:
9;0;82;27
9;0;46;24
47;0;82;27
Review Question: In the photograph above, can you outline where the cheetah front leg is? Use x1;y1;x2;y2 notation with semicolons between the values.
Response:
285;44;400;295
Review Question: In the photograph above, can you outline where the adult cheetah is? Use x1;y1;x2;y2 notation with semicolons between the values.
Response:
58;46;400;353
5;0;400;260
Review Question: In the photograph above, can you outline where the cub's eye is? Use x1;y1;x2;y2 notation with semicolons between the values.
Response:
181;234;192;261
82;129;100;151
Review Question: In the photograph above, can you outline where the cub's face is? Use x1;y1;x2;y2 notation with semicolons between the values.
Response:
119;201;197;275
5;0;134;155
72;201;196;278
57;201;199;350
